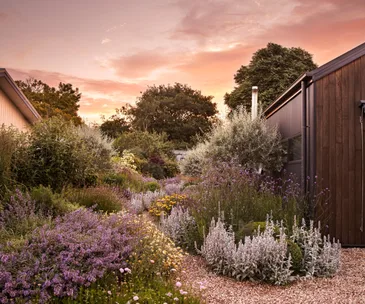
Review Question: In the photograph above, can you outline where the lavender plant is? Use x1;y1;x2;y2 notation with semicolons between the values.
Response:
0;209;138;303
0;189;49;242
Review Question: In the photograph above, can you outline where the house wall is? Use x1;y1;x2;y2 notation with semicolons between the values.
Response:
0;88;30;131
266;91;303;182
315;54;365;245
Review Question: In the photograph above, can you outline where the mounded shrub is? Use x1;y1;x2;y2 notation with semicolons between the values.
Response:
30;185;78;216
198;216;341;285
0;209;137;303
113;131;179;179
64;187;123;213
181;108;284;176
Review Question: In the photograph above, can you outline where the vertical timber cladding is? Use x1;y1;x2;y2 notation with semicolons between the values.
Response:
315;55;365;245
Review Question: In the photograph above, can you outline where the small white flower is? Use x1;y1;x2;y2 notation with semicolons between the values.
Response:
125;268;132;273
133;295;139;301
170;268;176;272
175;282;182;288
166;292;172;297
107;290;112;295
179;290;188;295
119;268;124;273
174;298;179;302
150;259;155;264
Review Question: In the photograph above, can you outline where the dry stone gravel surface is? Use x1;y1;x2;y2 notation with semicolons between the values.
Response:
180;248;365;304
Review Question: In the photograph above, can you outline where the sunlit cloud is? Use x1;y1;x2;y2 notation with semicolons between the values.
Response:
101;38;111;44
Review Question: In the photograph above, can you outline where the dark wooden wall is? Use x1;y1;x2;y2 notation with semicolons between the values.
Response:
315;55;365;245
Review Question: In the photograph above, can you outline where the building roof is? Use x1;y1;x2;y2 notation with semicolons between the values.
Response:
264;42;365;117
0;68;41;123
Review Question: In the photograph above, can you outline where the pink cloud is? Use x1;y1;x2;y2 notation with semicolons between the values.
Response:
8;68;144;97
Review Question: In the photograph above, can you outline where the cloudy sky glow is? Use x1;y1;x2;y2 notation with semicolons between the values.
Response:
1;0;364;123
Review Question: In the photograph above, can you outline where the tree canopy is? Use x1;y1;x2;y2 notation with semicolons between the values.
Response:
224;43;318;113
100;109;130;139
126;83;218;148
16;78;83;125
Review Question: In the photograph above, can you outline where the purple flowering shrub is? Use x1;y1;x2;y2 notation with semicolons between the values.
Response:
187;161;324;243
0;209;138;303
0;189;50;243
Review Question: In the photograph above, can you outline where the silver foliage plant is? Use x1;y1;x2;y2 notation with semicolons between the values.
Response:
129;190;166;214
181;108;284;176
291;218;341;278
199;217;341;285
160;206;197;250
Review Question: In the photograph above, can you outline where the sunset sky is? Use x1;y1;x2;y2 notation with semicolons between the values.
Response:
1;0;365;123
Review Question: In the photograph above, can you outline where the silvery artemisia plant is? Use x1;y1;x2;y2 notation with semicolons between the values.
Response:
129;190;166;214
160;206;198;250
199;216;341;285
291;218;341;277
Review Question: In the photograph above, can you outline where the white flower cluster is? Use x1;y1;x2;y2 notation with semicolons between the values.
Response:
291;218;341;278
129;190;166;214
160;206;197;249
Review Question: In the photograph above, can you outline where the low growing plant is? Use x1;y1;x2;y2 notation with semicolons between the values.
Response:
64;186;124;213
0;209;138;303
149;194;189;217
161;206;199;252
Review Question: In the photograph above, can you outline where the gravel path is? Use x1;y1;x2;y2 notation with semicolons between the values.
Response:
180;248;365;304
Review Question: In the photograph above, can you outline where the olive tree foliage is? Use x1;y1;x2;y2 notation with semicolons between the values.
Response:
224;43;317;113
181;108;284;176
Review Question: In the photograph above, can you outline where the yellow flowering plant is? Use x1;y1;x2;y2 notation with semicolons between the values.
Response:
129;217;185;280
148;194;189;217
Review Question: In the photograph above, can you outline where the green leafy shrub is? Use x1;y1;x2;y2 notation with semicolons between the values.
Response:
64;187;123;213
114;131;179;179
30;185;78;216
287;240;303;274
144;181;160;192
0;125;28;197
13;117;95;191
181;108;284;176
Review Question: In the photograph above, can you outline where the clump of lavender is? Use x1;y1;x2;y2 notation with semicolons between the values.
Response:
0;189;49;239
0;209;138;303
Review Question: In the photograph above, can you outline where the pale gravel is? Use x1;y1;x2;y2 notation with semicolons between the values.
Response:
179;249;365;304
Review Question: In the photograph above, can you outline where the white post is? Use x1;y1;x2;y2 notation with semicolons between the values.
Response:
251;86;258;120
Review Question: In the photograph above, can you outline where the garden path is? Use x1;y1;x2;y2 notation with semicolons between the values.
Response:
180;248;365;304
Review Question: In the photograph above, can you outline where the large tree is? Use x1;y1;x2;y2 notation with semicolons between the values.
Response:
16;78;83;125
126;83;218;148
99;109;130;139
224;43;318;113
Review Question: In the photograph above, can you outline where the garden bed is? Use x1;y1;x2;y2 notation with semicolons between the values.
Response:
180;248;365;304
